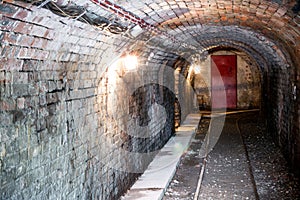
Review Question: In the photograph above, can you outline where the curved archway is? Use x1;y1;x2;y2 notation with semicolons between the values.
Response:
1;1;300;199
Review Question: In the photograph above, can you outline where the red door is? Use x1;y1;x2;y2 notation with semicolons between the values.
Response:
211;55;237;109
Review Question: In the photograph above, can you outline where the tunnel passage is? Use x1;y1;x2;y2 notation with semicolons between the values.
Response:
194;48;262;110
0;0;300;199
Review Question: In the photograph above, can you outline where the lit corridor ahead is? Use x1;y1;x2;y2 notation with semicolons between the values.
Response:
1;0;300;199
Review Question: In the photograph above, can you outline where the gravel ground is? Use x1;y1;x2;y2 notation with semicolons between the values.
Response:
198;115;256;200
163;118;209;200
239;114;300;200
163;112;300;200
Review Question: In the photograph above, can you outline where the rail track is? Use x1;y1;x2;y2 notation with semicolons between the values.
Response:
164;111;300;200
194;111;259;200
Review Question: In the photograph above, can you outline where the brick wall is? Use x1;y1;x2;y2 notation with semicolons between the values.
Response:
266;61;299;175
0;2;195;199
1;1;300;199
294;66;300;175
172;57;196;122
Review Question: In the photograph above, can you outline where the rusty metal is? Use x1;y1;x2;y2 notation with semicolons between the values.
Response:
90;0;196;49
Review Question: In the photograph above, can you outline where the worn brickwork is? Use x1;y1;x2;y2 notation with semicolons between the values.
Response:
1;0;300;199
0;2;130;199
172;57;196;121
0;1;195;199
267;65;298;173
295;66;300;175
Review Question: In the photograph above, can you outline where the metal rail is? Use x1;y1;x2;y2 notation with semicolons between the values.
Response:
193;110;260;200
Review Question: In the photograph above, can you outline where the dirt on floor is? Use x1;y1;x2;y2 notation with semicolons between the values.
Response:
163;118;209;200
239;114;300;200
163;113;300;200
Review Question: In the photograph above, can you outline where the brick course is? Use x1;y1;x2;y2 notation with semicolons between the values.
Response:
1;0;300;199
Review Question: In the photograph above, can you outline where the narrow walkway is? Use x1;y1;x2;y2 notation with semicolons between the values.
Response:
164;112;300;200
121;113;201;200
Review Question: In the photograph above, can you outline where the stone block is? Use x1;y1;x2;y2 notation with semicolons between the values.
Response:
0;3;17;17
1;59;24;71
17;97;25;109
0;98;15;111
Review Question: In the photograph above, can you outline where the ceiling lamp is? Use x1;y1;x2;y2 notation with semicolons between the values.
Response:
123;54;138;71
193;65;201;74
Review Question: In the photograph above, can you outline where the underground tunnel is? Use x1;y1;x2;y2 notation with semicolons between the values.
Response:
0;0;299;199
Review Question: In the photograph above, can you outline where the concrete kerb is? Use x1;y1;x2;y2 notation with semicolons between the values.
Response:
121;113;201;200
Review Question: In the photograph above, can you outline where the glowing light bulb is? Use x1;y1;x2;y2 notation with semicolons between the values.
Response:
193;65;201;74
123;55;138;71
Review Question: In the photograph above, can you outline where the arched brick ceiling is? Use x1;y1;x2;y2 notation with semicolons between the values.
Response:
132;0;299;45
19;0;300;71
123;0;299;73
187;26;290;70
